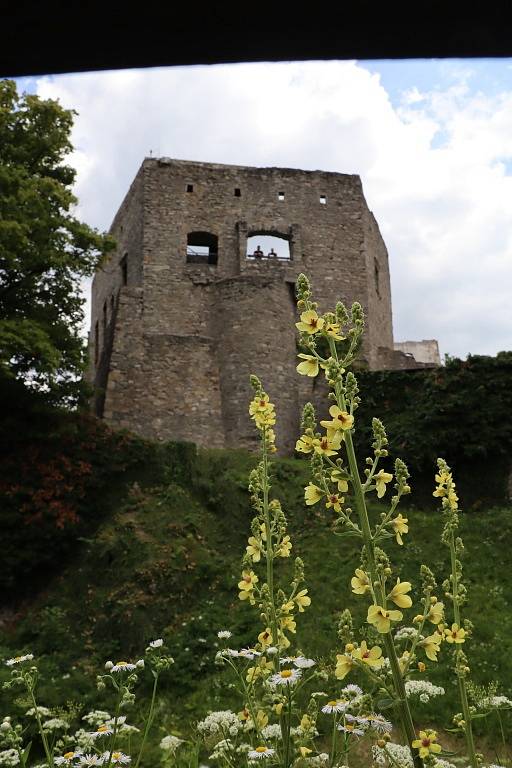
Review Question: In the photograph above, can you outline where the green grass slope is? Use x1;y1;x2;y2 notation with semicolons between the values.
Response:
1;444;511;755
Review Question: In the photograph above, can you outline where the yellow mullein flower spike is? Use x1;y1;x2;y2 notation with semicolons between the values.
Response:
388;578;413;608
351;568;370;595
444;623;466;644
426;601;444;625
331;468;349;493
277;535;292;557
246;536;262;562
323;321;344;340
352;640;385;670
374;469;393;498
320;405;354;432
238;570;258;603
296;354;319;377
296;434;315;453
304;483;324;506
313;431;342;456
325;493;344;513
294;588;311;612
412;730;442;759
295;309;324;334
420;633;442;662
391;513;408;545
367;604;403;633
335;653;354;680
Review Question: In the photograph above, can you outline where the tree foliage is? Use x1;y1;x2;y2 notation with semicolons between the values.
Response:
0;79;114;405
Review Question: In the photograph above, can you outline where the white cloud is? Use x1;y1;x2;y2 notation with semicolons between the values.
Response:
35;60;512;358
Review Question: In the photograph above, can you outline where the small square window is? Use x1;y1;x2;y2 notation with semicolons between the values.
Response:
234;188;241;197
278;192;285;201
320;195;327;204
186;184;194;193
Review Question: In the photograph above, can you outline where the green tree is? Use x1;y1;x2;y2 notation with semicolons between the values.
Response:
0;79;114;406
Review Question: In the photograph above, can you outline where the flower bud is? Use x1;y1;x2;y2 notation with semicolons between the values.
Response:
104;661;113;671
345;643;354;652
417;662;426;672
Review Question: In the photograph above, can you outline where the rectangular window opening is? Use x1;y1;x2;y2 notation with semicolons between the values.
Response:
94;322;99;364
320;195;327;204
186;184;194;193
120;255;128;286
234;188;241;197
278;192;285;201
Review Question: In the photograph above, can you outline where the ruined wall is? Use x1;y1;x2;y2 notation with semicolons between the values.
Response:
90;158;398;451
394;340;441;366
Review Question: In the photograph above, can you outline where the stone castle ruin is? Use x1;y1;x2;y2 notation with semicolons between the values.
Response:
89;158;438;453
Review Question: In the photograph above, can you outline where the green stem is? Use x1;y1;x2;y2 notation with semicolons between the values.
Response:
134;672;159;768
282;685;292;768
105;687;122;768
262;429;279;670
27;682;53;768
329;715;337;767
449;530;478;768
496;709;506;753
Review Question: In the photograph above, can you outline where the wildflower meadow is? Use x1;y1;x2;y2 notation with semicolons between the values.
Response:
2;275;511;768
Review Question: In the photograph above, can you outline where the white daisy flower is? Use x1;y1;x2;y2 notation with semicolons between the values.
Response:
342;684;363;697
321;699;349;714
5;654;34;666
293;656;315;669
149;639;163;648
270;668;302;686
365;713;393;733
338;722;364;736
247;746;275;760
54;751;82;765
217;630;232;639
103;752;131;765
110;662;136;673
78;755;104;767
89;724;113;738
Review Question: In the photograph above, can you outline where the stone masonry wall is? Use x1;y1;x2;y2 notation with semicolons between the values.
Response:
90;158;397;452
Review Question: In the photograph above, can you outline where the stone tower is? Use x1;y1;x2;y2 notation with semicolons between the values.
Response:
89;158;395;453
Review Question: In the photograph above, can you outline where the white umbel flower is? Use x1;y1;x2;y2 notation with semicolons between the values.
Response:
248;746;275;760
270;668;302;686
293;656;315;668
149;639;163;648
217;630;232;639
159;735;183;753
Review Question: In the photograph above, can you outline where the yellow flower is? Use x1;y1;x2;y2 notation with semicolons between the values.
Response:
294;589;311;612
280;615;296;634
367;604;403;633
238;570;258;603
277;535;292;557
351;568;370;595
331;468;349;493
324;321;344;340
335;653;354;680
420;633;442;661
281;599;294;613
238;707;250;722
412;729;442;759
398;650;410;674
299;747;312;758
388;578;412;609
255;710;268;729
258;628;273;648
444;623;466;644
296;434;315;454
374;470;393;499
352;640;385;670
246;536;263;562
325;493;344;513
391;513;409;545
313;432;342;456
249;394;273;417
304;483;324;506
426;600;444;625
246;660;273;683
253;409;276;428
320;405;354;432
274;701;284;715
296;354;319;377
295;309;324;334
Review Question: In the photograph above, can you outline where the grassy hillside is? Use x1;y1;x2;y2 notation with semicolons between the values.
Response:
1;441;511;763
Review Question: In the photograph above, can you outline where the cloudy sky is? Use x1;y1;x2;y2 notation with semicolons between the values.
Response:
16;59;512;359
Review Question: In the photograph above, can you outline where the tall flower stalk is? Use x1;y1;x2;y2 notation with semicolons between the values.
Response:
435;459;479;767
294;273;433;768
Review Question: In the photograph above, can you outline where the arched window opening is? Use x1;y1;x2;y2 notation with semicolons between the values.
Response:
374;257;381;298
103;301;107;331
120;254;128;286
94;322;99;364
246;233;291;261
186;232;218;265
